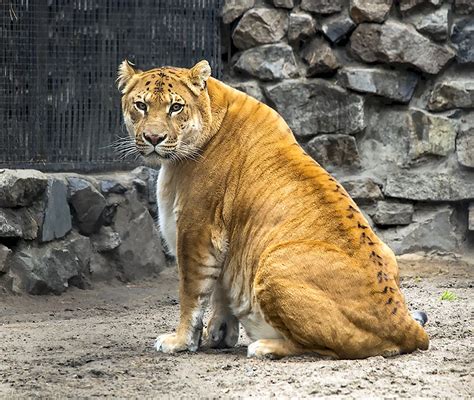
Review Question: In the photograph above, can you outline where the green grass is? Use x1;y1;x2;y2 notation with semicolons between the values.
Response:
440;290;457;301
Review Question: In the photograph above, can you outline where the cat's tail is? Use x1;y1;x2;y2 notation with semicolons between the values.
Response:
412;310;428;327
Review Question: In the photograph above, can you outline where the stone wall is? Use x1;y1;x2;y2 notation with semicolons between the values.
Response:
0;168;167;295
221;0;474;255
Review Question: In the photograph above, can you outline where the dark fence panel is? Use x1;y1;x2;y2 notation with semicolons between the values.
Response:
1;0;221;171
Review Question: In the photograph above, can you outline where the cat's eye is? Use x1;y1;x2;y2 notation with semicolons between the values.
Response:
170;103;184;113
135;101;147;111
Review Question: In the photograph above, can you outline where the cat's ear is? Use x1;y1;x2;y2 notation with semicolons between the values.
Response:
187;60;211;96
117;60;142;93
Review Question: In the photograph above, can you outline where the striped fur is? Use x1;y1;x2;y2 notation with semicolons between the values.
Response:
118;60;429;359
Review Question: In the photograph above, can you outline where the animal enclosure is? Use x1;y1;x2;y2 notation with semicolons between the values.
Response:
1;0;221;171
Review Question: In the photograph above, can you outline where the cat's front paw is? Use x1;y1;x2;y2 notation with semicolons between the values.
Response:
154;333;194;353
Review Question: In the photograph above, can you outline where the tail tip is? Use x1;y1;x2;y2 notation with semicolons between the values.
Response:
412;310;428;326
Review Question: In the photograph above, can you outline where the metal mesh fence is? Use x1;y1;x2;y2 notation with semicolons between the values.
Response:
1;0;222;172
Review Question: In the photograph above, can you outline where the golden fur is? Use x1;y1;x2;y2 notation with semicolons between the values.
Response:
118;60;429;359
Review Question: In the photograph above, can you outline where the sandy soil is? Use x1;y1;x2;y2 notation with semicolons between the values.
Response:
0;254;473;399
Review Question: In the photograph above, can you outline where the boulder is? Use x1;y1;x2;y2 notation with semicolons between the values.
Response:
349;0;392;23
264;79;365;136
454;0;474;15
406;6;451;42
234;43;298;81
427;80;474;111
379;206;463;254
457;125;474;168
288;11;318;43
357;106;411;174
399;0;443;12
230;81;266;102
232;8;288;50
99;179;128;195
221;0;255;24
0;244;12;273
302;37;340;76
0;207;38;240
300;0;343;14
372;200;414;226
384;171;474;201
40;179;72;242
304;134;361;171
7;232;92;295
340;177;383;202
350;21;455;74
111;191;166;281
272;0;294;8
451;18;474;64
321;12;356;44
90;226;121;253
67;177;106;235
338;67;419;103
0;169;48;208
407;109;457;160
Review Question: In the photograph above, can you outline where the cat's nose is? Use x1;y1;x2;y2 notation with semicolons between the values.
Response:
143;132;167;146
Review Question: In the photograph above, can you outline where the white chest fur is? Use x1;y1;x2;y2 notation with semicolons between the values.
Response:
156;165;178;257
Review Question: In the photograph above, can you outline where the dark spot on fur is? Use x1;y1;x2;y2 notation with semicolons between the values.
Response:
386;297;393;304
392;308;398;315
377;271;383;283
145;81;150;86
358;222;368;229
168;83;173;88
347;213;354;219
389;287;396;293
382;286;388;294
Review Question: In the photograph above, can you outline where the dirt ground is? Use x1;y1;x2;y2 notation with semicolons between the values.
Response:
0;253;472;399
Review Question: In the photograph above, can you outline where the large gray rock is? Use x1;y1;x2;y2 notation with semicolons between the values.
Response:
221;0;255;24
67;177;106;235
99;179;128;195
385;171;474;201
350;21;456;74
229;81;266;103
399;0;443;12
349;0;392;23
232;8;288;50
357;106;411;175
302;37;340;77
0;244;12;273
111;191;166;281
90;226;121;253
264;79;365;136
406;6;451;42
407;109;457;160
338;67;419;103
301;0;342;14
379;206;463;254
427;80;474;111
321;12;356;44
272;0;294;8
0;169;48;208
40;179;72;242
372;200;414;226
457;125;474;168
234;43;298;81
304;134;361;171
340;177;383;202
288;11;318;43
7;232;92;294
0;208;38;240
451;18;474;64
